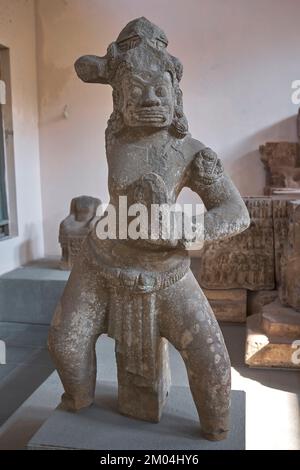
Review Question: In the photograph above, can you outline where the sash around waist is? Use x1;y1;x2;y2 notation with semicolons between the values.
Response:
85;231;190;294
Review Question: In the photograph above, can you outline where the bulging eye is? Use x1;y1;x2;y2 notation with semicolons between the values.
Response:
155;86;167;97
130;86;142;100
156;39;167;50
117;35;141;52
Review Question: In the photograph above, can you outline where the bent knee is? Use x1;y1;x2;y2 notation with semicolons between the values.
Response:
165;319;227;353
181;346;231;385
48;325;67;357
176;329;231;369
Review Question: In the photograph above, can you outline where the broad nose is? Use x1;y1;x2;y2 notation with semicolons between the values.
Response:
141;86;160;107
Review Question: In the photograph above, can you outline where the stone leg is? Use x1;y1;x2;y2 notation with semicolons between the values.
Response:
158;270;231;441
116;337;171;422
48;246;108;411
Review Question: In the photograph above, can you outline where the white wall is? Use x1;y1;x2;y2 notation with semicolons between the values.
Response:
36;0;300;255
0;0;44;274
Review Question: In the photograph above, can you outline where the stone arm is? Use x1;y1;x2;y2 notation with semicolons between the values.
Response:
185;147;250;247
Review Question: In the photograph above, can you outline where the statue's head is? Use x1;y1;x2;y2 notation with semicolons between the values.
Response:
119;69;174;129
75;17;188;147
70;196;101;222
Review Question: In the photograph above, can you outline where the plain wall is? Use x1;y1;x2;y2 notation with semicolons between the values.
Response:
36;0;300;256
0;0;44;274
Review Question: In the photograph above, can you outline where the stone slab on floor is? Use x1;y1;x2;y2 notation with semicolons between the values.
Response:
262;300;300;338
0;258;69;324
27;382;245;450
0;322;54;426
202;288;247;322
245;313;300;369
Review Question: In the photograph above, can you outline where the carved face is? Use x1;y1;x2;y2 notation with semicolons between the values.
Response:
121;71;175;129
74;200;96;222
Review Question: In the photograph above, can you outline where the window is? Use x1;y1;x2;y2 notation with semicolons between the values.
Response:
0;46;17;239
0;98;9;238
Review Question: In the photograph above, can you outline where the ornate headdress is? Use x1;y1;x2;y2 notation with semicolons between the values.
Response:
75;17;188;145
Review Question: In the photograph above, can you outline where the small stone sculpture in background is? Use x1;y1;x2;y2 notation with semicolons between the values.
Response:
279;199;300;311
59;195;101;270
245;199;300;369
260;110;300;196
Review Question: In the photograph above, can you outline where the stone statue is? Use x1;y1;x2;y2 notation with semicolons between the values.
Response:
59;195;101;270
48;17;250;441
260;140;300;195
279;199;300;311
246;199;300;369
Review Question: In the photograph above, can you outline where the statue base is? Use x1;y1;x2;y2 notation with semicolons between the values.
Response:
27;382;245;450
245;310;300;369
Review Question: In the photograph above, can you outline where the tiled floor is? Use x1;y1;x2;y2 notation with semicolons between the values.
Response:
0;322;54;425
0;322;299;449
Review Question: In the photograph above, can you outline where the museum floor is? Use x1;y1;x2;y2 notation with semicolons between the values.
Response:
0;321;299;450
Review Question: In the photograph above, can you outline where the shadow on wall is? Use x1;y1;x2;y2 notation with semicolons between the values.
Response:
15;224;36;266
228;115;298;196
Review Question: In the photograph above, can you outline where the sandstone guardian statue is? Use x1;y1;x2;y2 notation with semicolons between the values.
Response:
48;17;250;441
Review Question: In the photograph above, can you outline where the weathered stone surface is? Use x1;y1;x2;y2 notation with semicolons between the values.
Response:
272;199;288;285
246;313;300;369
202;288;247;323
262;299;300;338
48;17;250;441
194;197;274;291
59;195;101;270
260;142;300;195
245;199;300;369
279;200;300;311
247;289;278;316
117;337;171;422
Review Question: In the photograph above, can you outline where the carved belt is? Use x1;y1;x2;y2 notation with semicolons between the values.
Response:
85;233;190;383
96;262;189;293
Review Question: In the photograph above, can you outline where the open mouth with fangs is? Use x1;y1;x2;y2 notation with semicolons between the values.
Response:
133;108;168;123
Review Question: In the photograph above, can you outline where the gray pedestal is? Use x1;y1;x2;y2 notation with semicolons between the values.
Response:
0;258;69;324
28;382;245;450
